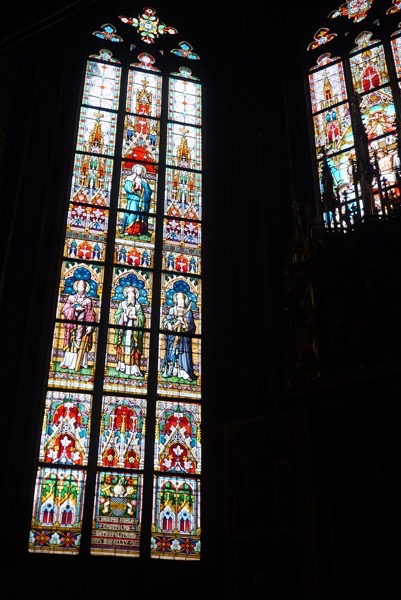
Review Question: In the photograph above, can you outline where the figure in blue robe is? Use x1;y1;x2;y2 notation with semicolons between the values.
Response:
161;291;196;381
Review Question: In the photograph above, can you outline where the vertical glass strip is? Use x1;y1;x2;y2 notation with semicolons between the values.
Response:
151;67;202;560
29;51;122;555
90;58;163;556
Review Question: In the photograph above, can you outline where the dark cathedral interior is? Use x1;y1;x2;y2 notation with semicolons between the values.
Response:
2;0;401;598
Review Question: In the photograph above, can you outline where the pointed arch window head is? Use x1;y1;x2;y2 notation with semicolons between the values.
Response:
28;5;203;561
305;0;401;232
134;52;158;70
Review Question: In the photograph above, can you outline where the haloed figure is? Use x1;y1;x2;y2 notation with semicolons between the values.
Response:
161;291;196;381
121;164;152;237
60;279;97;371
114;286;145;377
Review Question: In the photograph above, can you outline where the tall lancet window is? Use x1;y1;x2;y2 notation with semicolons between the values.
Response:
28;6;202;560
305;0;401;232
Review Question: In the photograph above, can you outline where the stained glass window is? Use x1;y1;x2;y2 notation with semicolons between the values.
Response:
305;0;401;231
28;5;202;561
